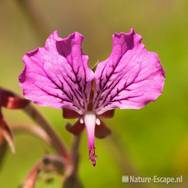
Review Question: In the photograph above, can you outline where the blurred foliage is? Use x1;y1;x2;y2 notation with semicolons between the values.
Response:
0;0;188;187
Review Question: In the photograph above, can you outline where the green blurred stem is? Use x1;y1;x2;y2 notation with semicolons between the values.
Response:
16;0;48;42
71;135;81;175
108;133;147;188
23;104;69;159
63;135;83;188
109;135;137;174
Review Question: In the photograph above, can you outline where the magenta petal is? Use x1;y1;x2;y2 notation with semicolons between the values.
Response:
94;28;165;114
19;31;94;114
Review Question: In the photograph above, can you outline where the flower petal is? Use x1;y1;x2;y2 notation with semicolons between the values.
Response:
94;28;165;114
19;31;94;114
95;120;111;138
65;120;85;136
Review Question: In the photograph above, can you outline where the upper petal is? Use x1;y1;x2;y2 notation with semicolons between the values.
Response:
93;28;165;114
19;31;94;114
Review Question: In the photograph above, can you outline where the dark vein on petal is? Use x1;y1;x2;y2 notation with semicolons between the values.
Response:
69;51;88;110
111;94;143;103
35;84;72;103
29;57;79;108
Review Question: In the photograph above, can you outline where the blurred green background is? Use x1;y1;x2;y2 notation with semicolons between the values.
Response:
0;0;188;187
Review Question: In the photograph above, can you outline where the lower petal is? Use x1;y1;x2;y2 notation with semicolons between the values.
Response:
95;120;111;139
65;120;85;136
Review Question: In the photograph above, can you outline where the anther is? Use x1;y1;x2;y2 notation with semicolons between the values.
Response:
96;118;100;125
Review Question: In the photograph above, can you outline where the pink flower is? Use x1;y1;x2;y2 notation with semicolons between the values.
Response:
19;28;165;166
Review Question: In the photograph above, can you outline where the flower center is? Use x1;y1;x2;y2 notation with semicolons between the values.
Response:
79;111;100;125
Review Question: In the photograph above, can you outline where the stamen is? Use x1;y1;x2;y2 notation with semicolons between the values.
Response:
96;118;100;125
80;118;84;124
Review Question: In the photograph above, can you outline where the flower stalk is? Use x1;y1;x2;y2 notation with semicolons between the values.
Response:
12;124;51;145
23;104;69;159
